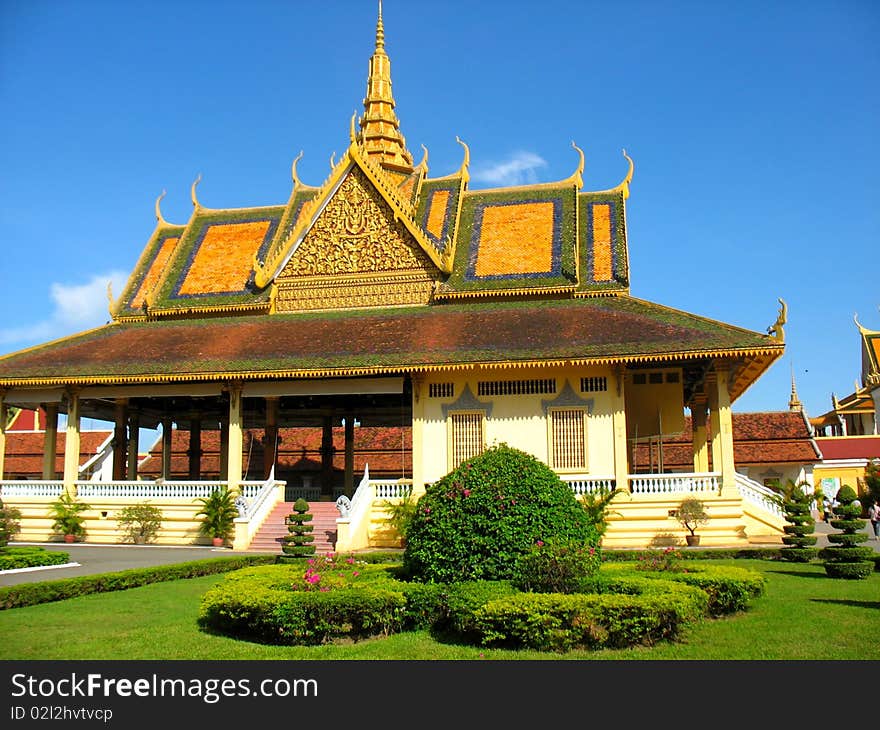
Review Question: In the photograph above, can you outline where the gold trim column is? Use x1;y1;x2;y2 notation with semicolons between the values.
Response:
126;409;140;480
410;375;425;495
42;403;59;480
161;417;172;480
691;399;709;473
62;389;80;496
226;384;243;494
263;397;279;479
112;399;128;481
0;395;7;480
344;411;355;496
611;367;630;492
708;369;736;495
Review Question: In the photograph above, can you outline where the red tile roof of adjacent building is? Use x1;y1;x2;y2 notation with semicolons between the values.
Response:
632;411;821;469
3;431;112;477
815;436;880;461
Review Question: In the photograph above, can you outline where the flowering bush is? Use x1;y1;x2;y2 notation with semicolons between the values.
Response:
635;547;685;573
290;553;364;592
403;444;599;583
512;539;602;593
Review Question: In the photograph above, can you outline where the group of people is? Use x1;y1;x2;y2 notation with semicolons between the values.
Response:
824;494;880;541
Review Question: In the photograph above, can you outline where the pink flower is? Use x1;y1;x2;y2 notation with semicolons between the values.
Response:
306;573;321;584
463;489;471;497
353;571;360;577
536;540;544;546
346;557;355;564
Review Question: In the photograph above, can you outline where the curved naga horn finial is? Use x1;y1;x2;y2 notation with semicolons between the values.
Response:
417;144;429;172
330;151;337;170
155;189;167;225
569;141;585;188
767;297;788;342
291;151;304;188
854;312;867;333
349;111;358;144
619;148;635;198
191;174;202;208
455;136;470;181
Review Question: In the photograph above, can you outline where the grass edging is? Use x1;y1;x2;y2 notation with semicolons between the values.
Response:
0;555;275;610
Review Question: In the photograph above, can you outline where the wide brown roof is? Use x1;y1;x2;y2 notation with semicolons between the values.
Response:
2;431;112;477
0;296;782;401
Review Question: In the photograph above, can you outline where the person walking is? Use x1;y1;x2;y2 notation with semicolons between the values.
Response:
868;501;880;541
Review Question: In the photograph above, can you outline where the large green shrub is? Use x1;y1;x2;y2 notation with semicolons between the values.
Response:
403;444;599;582
823;486;874;579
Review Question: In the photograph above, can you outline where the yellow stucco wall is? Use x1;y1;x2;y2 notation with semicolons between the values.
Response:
419;366;618;485
3;497;217;546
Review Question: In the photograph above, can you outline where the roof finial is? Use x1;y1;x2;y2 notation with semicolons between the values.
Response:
568;141;584;188
191;174;202;208
789;362;803;412
291;151;304;188
455;136;470;181
417;144;429;172
376;0;385;50
155;189;168;226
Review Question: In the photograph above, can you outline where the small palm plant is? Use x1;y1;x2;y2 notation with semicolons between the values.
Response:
49;492;90;542
194;486;238;547
579;485;625;539
383;487;417;547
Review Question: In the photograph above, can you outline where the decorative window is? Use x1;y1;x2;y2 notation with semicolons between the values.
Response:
580;376;607;393
477;379;556;396
549;408;586;471
429;382;454;398
450;412;485;467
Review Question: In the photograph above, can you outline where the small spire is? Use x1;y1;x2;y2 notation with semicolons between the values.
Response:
376;0;385;50
789;363;803;412
359;0;414;173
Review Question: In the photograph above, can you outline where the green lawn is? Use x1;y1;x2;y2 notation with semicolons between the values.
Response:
0;559;877;660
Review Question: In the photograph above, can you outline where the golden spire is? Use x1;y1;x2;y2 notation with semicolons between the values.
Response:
788;363;802;412
358;0;414;173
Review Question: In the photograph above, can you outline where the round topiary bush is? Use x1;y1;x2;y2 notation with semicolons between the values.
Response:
823;485;873;579
281;498;316;558
402;443;600;583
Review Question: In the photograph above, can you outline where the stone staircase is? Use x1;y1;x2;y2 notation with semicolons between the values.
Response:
247;501;339;554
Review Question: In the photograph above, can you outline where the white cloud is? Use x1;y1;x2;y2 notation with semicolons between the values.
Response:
0;271;129;350
471;151;548;186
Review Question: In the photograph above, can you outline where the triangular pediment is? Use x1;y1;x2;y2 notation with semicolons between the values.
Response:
270;157;445;312
280;165;439;279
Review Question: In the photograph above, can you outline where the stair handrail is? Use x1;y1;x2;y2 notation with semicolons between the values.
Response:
734;472;785;518
232;475;285;551
335;465;375;551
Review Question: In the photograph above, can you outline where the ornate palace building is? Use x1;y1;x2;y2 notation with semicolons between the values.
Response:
0;6;789;549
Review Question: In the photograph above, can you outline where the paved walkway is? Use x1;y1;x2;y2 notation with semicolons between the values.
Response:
0;542;272;587
2;524;877;587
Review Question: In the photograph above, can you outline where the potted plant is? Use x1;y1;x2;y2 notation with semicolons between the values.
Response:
673;496;709;546
194;485;238;547
49;492;90;543
117;502;162;544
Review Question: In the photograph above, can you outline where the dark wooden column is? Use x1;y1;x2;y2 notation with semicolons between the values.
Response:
263;397;279;479
320;413;335;496
126;409;140;480
161;416;173;480
344;412;355;496
112;399;128;480
188;413;202;480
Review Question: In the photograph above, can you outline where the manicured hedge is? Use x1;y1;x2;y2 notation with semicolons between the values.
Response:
601;548;786;562
0;555;275;610
0;547;70;572
197;559;765;652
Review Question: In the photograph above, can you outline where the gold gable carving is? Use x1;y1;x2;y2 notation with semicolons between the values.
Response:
274;166;439;312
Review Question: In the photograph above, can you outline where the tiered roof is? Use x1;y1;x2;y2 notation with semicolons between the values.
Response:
0;5;784;400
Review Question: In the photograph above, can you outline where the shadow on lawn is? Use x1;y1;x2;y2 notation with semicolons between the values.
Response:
762;567;833;580
809;598;880;611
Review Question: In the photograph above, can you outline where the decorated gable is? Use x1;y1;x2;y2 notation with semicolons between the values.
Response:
578;190;630;293
273;165;442;312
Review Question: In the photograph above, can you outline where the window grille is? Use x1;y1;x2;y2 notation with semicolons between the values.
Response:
429;383;454;398
550;409;586;470
451;412;484;466
580;376;608;393
477;379;556;397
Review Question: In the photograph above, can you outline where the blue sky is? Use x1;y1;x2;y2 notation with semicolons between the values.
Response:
1;0;878;423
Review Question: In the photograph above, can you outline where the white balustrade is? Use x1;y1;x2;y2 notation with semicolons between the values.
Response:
373;480;413;499
0;480;64;497
628;472;720;495
735;472;786;518
75;480;234;499
561;475;617;495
